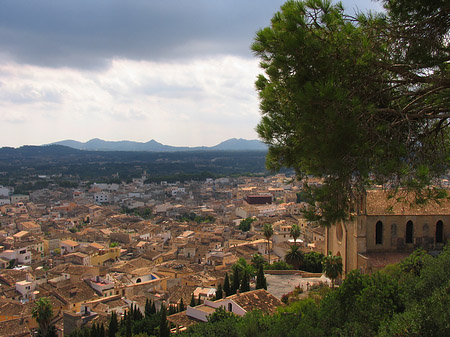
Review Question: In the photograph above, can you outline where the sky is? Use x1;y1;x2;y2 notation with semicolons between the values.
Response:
0;0;383;148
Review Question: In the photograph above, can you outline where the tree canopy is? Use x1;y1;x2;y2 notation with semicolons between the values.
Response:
322;252;343;287
252;0;450;225
32;297;54;337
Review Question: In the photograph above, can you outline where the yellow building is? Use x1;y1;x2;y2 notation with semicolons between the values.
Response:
90;247;121;266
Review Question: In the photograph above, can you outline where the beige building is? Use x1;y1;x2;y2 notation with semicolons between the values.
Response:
326;190;450;275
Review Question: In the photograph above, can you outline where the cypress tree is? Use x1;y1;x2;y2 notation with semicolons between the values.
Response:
91;323;98;337
197;294;202;306
133;304;143;321
108;311;118;337
159;303;170;337
223;272;230;297
231;268;239;295
179;298;185;312
240;270;250;293
215;284;223;300
125;313;132;337
168;304;175;315
151;301;156;315
121;310;126;327
129;304;134;319
145;298;151;317
256;264;267;290
99;323;105;337
190;293;196;307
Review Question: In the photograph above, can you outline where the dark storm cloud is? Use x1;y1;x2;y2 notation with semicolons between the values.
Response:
0;0;287;69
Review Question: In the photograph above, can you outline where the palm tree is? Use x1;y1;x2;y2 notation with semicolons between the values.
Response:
322;252;343;288
263;223;274;265
290;224;301;246
251;253;265;269
31;297;53;337
284;245;304;270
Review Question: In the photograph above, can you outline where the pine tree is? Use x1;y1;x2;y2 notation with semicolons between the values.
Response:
223;273;230;297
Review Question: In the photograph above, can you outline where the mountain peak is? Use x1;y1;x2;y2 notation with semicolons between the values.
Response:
49;138;266;152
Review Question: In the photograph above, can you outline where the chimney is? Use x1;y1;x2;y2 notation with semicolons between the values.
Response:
236;290;240;296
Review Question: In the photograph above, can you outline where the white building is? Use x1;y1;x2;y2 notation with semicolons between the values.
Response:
94;191;111;203
0;247;32;265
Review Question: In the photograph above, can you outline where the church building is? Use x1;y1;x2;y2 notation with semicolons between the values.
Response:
325;189;450;275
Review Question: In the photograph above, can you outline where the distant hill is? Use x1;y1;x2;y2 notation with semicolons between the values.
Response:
50;138;267;152
210;138;267;151
0;144;273;182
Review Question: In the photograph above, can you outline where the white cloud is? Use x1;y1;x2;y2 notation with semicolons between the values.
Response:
0;56;261;147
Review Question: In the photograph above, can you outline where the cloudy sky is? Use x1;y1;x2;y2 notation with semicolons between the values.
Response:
0;0;383;148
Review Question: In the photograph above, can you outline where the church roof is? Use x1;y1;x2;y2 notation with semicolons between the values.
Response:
365;190;450;216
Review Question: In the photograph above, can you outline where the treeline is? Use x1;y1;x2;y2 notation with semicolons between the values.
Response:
0;146;270;181
69;299;177;337
176;212;215;224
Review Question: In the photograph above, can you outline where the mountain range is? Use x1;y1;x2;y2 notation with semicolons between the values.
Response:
50;138;267;152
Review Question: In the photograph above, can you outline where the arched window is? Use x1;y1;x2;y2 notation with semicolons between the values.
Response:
376;221;383;245
406;221;414;243
436;220;444;243
136;278;142;283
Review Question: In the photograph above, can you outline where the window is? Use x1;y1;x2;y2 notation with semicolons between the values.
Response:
228;303;232;312
436;220;444;243
375;221;383;245
406;221;414;243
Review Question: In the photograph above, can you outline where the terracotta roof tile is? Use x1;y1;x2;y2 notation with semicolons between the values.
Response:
365;190;450;216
